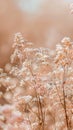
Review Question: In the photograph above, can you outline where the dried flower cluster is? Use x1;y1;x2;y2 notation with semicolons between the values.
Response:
0;33;73;130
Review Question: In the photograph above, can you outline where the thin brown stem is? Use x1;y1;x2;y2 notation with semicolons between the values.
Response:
62;68;69;130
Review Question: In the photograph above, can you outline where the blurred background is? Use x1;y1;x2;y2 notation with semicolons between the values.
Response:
0;0;73;67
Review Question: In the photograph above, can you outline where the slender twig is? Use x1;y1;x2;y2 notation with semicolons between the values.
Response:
62;68;69;130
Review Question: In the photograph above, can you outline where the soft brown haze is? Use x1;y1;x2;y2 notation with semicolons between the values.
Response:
0;0;73;67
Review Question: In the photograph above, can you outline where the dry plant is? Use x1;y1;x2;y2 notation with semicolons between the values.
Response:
0;33;73;130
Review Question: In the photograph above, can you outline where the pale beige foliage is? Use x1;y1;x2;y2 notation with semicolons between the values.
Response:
0;33;73;130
